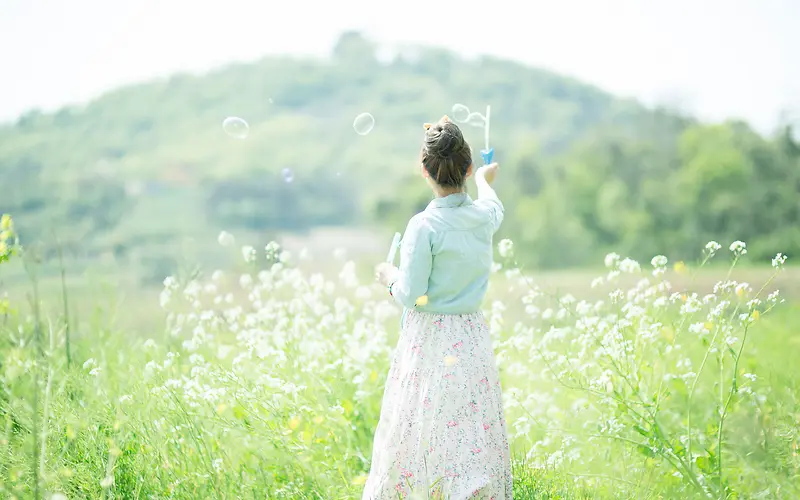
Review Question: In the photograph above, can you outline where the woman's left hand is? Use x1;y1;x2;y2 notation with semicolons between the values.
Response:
375;262;398;286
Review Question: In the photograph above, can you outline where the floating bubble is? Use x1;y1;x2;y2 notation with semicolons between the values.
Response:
222;117;249;139
465;112;486;128
282;168;294;183
451;103;470;123
353;112;375;135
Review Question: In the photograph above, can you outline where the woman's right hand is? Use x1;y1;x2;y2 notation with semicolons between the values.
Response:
476;162;499;185
375;262;399;287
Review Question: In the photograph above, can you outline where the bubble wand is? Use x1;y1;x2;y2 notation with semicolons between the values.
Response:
452;103;493;165
386;232;401;265
481;105;494;165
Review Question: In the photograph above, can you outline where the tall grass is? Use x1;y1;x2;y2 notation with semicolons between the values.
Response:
1;223;798;499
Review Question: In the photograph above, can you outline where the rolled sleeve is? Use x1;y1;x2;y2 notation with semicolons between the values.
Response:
391;215;432;309
475;196;505;233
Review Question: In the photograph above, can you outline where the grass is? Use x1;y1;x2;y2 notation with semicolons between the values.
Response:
1;244;799;499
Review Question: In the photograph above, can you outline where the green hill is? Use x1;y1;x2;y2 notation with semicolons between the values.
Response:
1;32;798;284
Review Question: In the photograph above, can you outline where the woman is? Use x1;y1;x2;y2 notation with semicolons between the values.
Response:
365;116;512;499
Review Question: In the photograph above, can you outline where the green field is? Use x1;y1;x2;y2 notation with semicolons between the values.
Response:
1;234;798;499
1;31;799;498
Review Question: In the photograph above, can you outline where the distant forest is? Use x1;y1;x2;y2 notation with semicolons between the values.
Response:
1;32;798;283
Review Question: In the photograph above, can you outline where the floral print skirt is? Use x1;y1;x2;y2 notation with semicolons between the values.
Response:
362;310;512;499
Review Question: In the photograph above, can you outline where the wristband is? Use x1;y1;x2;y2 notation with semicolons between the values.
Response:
388;280;397;297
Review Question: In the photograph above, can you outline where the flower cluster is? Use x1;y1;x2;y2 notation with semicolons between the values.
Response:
135;233;788;497
0;213;15;262
495;239;787;497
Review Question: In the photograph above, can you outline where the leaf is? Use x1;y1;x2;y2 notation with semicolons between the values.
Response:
637;444;656;458
695;455;711;472
633;425;650;438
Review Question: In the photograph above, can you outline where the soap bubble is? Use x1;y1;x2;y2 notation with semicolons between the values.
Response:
353;112;375;135
451;103;470;123
282;168;294;183
465;112;486;128
222;117;249;139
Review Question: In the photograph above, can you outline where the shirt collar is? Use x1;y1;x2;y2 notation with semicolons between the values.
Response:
426;192;473;210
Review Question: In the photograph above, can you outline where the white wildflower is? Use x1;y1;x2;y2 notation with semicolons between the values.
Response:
217;231;235;247
729;240;747;256
159;290;171;308
735;283;751;296
650;255;668;268
604;252;620;269
559;294;576;305
162;276;178;290
241;245;256;263
772;253;787;269
144;361;158;379
688;323;709;334
497;239;514;259
239;274;253;289
705;241;722;253
618;258;640;273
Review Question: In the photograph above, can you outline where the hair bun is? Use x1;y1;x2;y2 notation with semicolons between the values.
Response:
420;118;472;189
426;122;463;159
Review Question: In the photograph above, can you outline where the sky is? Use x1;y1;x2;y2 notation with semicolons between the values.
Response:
1;0;798;132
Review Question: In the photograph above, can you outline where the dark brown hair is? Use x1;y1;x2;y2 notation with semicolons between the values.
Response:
421;117;472;189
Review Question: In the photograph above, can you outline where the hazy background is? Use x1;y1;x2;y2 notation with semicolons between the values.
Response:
0;0;798;291
3;0;799;130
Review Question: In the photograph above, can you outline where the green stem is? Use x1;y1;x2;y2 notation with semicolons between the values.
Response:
39;324;55;482
686;253;738;482
56;242;72;369
26;253;43;500
716;322;751;498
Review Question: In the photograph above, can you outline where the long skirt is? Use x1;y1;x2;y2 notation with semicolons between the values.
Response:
362;310;513;499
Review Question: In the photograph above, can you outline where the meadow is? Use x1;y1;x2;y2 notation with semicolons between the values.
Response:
1;220;798;499
2;28;799;500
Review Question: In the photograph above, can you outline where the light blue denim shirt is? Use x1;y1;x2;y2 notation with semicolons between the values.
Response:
390;190;504;314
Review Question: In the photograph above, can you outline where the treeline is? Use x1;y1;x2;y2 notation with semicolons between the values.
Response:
0;32;797;282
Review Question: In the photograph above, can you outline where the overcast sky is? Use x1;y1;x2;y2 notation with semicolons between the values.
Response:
1;0;798;132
